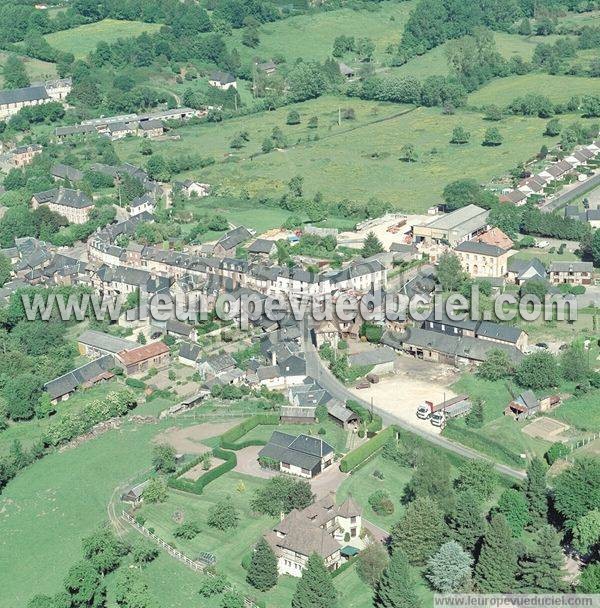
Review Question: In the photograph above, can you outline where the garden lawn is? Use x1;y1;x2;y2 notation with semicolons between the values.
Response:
239;420;348;453
550;389;600;432
336;454;414;529
444;375;552;466
229;1;414;65
469;74;600;107
117;98;583;212
44;19;163;58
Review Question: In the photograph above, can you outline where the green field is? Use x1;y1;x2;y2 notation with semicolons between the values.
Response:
44;19;163;58
470;74;600;107
0;52;57;87
443;375;552;465
117;95;585;212
551;389;600;432
387;32;542;80
230;1;414;66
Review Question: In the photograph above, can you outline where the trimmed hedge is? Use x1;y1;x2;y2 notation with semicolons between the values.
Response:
218;414;279;450
339;426;396;473
168;447;236;495
331;555;357;578
125;378;146;389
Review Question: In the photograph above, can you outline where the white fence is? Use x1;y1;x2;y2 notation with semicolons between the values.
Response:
121;511;258;608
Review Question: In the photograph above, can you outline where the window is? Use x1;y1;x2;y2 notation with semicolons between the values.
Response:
351;528;357;537
350;516;356;524
282;462;290;469
301;468;310;475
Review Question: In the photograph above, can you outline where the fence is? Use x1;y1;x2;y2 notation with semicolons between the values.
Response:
121;511;259;608
563;432;600;463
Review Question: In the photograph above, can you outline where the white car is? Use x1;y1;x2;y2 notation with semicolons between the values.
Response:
535;240;549;248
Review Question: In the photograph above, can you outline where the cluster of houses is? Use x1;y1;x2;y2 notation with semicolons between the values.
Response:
54;107;201;141
500;141;600;207
0;78;72;119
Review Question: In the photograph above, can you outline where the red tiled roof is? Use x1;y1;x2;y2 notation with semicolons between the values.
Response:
117;341;169;366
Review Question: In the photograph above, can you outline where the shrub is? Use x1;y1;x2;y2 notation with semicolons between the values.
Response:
198;572;228;597
168;448;237;495
545;442;570;465
340;426;395;472
125;378;146;389
368;489;394;515
219;414;279;450
173;521;201;539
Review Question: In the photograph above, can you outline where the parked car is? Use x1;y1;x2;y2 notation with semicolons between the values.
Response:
356;381;370;389
536;240;550;248
536;342;549;349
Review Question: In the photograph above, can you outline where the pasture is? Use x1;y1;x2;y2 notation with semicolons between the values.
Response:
469;74;600;107
230;1;414;65
0;52;57;86
117;95;583;212
44;19;163;59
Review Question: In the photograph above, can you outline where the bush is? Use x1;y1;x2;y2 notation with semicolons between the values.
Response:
125;378;146;389
545;442;570;465
340;426;395;472
173;521;201;539
368;489;394;515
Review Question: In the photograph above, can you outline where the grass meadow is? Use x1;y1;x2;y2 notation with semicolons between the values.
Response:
44;19;163;58
230;1;414;65
116;95;585;212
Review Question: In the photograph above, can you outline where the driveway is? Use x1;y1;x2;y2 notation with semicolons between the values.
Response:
234;445;278;479
310;464;348;499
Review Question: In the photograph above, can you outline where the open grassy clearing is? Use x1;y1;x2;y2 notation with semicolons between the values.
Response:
44;19;163;59
550;390;600;432
469;74;600;107
512;247;579;264
229;1;414;66
386;32;544;80
0;419;161;606
117;96;582;212
0;52;57;86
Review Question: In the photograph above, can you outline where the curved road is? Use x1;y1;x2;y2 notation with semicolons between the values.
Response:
302;325;526;481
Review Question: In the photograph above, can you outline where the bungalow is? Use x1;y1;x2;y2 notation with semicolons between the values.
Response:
500;190;528;205
31;188;94;224
255;60;277;76
179;340;201;367
116;341;170;374
198;353;237;380
176;180;210;198
507;258;546;285
165;319;197;341
518;175;546;196
264;493;362;577
258;431;334;478
51;163;84;183
247;238;277;258
208;71;237;90
548;261;593;285
77;330;135;357
44;355;115;404
129;194;155;217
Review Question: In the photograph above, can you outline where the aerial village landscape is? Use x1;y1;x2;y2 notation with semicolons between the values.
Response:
0;0;600;607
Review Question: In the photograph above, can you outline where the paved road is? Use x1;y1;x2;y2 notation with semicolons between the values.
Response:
540;172;600;213
302;324;526;481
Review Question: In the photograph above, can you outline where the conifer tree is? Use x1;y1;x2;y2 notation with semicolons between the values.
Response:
391;496;446;565
427;541;473;593
374;548;420;608
449;490;486;554
474;514;517;592
291;553;337;608
247;538;278;591
524;458;548;527
518;525;568;593
362;231;384;257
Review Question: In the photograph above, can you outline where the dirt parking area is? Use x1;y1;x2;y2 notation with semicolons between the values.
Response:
522;417;570;441
350;355;460;436
153;421;240;454
234;445;279;479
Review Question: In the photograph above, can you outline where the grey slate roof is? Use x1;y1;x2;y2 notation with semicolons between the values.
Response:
476;321;522;344
549;261;593;273
455;240;507;256
33;188;93;209
179;340;201;362
348;346;396;368
44;355;114;399
0;85;49;105
78;330;135;354
248;238;276;254
210;71;236;85
51;164;84;182
217;226;252;251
